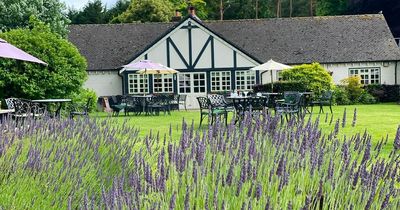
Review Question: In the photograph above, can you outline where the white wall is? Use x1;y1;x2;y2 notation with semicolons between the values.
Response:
321;61;397;85
85;71;122;97
260;61;399;85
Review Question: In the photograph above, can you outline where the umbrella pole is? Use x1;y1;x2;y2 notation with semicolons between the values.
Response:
270;70;274;92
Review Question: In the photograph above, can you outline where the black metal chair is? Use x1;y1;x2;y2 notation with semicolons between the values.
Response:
196;96;228;127
169;94;180;110
108;95;125;116
310;90;333;114
275;92;302;122
70;98;92;119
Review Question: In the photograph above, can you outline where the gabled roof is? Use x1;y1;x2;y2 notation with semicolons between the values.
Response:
68;14;400;71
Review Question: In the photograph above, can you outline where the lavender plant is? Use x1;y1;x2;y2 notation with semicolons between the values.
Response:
0;110;399;209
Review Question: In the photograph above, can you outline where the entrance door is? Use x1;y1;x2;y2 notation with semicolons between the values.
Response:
178;72;207;109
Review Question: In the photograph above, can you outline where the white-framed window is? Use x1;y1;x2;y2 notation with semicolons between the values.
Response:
211;71;231;92
179;73;206;93
349;67;380;84
236;70;256;91
128;74;149;94
153;74;173;93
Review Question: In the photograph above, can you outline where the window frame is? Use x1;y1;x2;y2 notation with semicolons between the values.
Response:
127;74;149;94
349;67;381;85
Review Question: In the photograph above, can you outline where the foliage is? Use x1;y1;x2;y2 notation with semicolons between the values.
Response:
280;63;334;94
364;84;400;102
332;86;351;105
316;0;348;15
358;91;377;104
0;108;399;208
0;0;69;37
104;0;131;23
0;17;87;99
68;88;98;112
340;76;364;102
171;0;208;19
253;81;307;93
111;0;174;23
68;0;107;24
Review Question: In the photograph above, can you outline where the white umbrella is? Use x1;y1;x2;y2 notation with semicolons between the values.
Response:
250;59;292;92
123;60;178;74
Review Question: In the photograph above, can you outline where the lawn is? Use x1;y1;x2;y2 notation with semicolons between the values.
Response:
93;103;400;154
0;103;398;209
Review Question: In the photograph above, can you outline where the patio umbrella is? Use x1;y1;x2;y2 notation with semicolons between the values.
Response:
250;59;292;92
0;38;47;65
123;60;178;74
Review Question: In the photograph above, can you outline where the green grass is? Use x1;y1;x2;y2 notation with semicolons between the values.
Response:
92;103;400;154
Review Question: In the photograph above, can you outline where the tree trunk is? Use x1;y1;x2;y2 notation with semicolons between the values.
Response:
276;0;281;17
289;0;293;17
255;0;259;19
220;0;223;20
309;0;313;16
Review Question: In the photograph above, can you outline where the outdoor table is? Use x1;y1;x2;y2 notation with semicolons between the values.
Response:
129;95;153;114
227;96;268;121
0;109;14;123
32;99;71;117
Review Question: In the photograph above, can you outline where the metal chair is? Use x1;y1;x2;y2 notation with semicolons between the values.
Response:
5;98;45;120
196;97;228;127
70;98;92;119
310;90;333;114
275;92;302;122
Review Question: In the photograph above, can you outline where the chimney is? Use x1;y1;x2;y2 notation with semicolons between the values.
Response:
188;6;196;17
171;10;182;22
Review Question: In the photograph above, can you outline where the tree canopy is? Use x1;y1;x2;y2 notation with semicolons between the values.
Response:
0;17;87;99
111;0;174;23
0;0;69;37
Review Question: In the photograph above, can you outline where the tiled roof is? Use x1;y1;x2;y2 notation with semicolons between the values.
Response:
68;14;400;70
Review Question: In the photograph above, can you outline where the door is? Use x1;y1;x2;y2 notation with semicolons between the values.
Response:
178;72;207;109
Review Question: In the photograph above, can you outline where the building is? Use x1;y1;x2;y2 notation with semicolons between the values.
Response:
68;14;400;109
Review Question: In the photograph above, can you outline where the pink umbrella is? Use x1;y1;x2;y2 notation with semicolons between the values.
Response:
0;38;47;65
123;60;178;74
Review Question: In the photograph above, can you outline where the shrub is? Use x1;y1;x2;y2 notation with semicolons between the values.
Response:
69;88;98;112
333;86;351;105
340;76;363;102
364;84;400;102
358;91;377;104
253;81;307;93
280;63;334;94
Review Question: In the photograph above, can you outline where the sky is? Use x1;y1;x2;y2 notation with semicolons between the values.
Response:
62;0;118;10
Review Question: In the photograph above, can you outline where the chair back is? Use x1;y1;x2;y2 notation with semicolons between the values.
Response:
284;91;301;104
197;97;210;111
207;94;226;107
250;96;269;110
320;90;333;102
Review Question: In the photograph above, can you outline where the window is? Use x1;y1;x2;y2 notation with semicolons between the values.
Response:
128;74;148;94
153;74;173;93
179;73;206;93
236;70;256;91
211;71;231;92
349;67;380;84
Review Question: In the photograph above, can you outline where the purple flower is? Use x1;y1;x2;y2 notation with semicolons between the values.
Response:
169;192;176;210
255;183;262;201
352;108;357;127
394;125;400;150
184;187;190;210
342;108;347;128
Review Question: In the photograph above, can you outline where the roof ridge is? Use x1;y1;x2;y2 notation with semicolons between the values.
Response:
202;14;383;23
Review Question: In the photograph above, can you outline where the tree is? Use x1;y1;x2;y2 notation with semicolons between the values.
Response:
105;0;131;23
170;0;208;20
280;63;334;94
0;17;87;99
69;0;107;24
0;0;69;37
316;0;348;16
111;0;174;23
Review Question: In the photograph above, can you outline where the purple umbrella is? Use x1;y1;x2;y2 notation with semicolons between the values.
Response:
123;60;178;74
0;38;47;65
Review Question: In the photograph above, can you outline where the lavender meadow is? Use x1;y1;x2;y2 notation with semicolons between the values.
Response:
0;111;399;209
